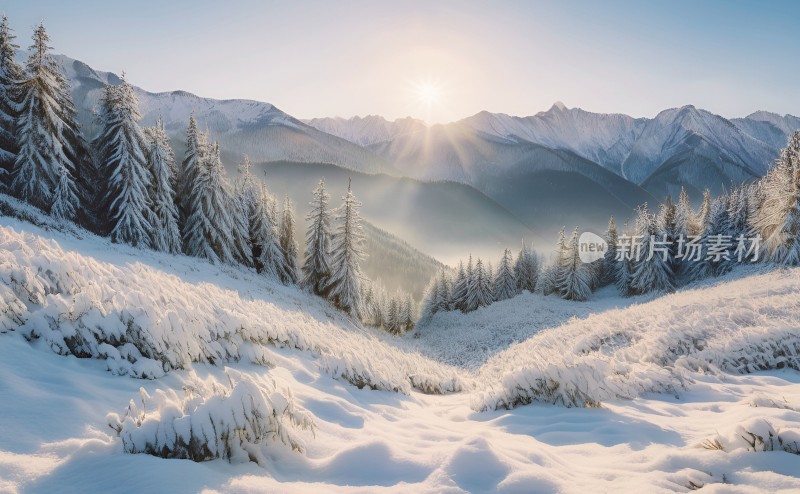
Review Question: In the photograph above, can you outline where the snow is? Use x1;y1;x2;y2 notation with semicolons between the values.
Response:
2;202;800;492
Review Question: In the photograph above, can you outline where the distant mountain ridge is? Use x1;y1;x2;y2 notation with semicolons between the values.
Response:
306;102;799;201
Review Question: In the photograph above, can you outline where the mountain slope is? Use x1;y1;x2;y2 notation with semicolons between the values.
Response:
258;161;535;264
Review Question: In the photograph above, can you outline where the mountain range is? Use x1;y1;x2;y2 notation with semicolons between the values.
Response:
52;53;800;265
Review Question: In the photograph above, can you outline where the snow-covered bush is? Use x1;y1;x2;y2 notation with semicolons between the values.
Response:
107;369;314;463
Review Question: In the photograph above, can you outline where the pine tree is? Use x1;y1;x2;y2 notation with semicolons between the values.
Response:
435;269;450;312
692;189;711;235
615;223;636;296
750;132;800;265
326;180;366;316
50;164;78;221
676;187;693;236
538;263;558;296
465;258;493;311
251;190;287;277
657;198;681;281
631;208;675;294
279;195;300;284
420;273;440;321
402;293;415;331
182;140;246;264
302;179;333;295
449;260;468;311
494;248;518;301
0;15;23;181
13;24;88;214
558;228;592;301
178;115;206;225
94;76;153;247
514;240;539;293
144;118;181;254
602;217;618;286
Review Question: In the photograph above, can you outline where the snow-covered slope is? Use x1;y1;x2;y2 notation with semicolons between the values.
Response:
304;115;427;147
2;206;800;492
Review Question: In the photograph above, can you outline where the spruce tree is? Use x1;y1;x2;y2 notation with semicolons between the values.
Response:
558;228;592;301
302;179;333;295
631;209;675;293
94;77;153;247
144;118;181;253
602;217;618;286
420;273;440;321
449;260;468;311
494;248;518;301
279;195;300;284
13;24;87;213
435;269;451;312
250;186;288;277
0;15;23;180
514;240;538;293
326;180;366;316
51;164;78;221
178;115;206;224
750;132;800;265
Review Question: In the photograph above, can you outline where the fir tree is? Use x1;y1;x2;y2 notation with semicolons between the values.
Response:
750;132;800;265
631;208;675;294
50;164;78;221
0;15;23;180
514;240;539;293
602;217;618;286
494;248;518;301
402;293;415;331
13;24;88;214
465;258;493;311
144;118;181;254
558;227;592;301
420;273;440;321
326;180;366;316
279;195;300;284
615;223;636;296
301;179;333;295
95;76;153;247
385;296;401;335
435;269;451;312
449;260;468;311
248;186;284;276
178;115;207;225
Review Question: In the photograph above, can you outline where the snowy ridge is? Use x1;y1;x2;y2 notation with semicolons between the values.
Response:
473;267;800;410
304;115;427;147
0;196;463;394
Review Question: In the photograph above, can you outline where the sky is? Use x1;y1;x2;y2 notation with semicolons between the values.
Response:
2;0;799;123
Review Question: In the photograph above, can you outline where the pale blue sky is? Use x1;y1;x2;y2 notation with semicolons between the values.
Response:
2;1;798;123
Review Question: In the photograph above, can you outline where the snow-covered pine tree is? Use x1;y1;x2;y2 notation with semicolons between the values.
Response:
0;15;23;180
435;269;451;312
13;24;89;214
538;263;558;296
279;195;300;284
494;248;518;301
750;132;800;265
182;140;247;264
514;240;538;293
402;293;415;331
144;118;181;254
420;273;440;321
449;260;468;311
602;216;618;286
692;189;711;235
178;115;207;226
727;185;749;240
94;76;153;247
615;223;636;296
385;296;401;335
50;164;78;221
657;197;681;281
676;187;693;236
631;208;675;294
302;179;333;295
558;227;592;301
465;258;493;311
326;180;366;317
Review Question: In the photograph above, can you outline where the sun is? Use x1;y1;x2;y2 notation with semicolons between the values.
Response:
413;79;443;106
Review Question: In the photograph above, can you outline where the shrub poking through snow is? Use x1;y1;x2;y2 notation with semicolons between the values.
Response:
107;370;315;464
700;419;800;455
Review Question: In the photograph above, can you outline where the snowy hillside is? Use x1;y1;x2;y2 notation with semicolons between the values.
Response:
2;203;800;492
